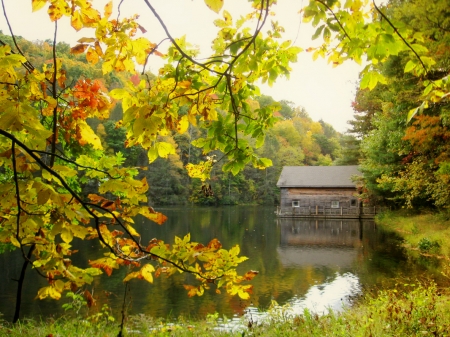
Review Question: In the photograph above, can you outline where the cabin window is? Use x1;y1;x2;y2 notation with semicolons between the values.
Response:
292;200;300;207
350;199;357;207
331;201;339;208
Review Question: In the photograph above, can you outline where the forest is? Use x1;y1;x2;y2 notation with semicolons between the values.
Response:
0;0;449;330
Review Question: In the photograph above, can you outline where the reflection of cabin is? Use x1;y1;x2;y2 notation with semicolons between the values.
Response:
276;166;383;219
276;219;376;268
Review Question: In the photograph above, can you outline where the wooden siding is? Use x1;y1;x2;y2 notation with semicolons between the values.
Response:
280;187;358;209
277;186;387;219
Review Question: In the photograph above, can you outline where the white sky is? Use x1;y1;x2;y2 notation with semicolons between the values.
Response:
0;0;363;133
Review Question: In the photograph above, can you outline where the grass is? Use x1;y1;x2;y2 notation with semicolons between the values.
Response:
2;210;450;336
1;282;450;337
376;209;450;257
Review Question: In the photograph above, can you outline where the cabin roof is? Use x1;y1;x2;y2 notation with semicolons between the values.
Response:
276;166;361;188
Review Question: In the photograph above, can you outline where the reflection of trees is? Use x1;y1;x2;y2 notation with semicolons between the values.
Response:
0;208;430;320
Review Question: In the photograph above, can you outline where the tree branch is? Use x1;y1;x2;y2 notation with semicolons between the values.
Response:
373;0;428;75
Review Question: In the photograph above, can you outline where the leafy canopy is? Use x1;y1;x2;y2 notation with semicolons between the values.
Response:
0;0;302;309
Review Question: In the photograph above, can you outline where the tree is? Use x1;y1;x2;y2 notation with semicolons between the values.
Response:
0;0;303;322
338;0;450;208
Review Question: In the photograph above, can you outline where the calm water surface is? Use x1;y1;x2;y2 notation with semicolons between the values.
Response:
0;206;443;321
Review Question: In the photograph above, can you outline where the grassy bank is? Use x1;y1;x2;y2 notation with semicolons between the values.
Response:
2;282;449;337
2;210;450;337
376;210;450;259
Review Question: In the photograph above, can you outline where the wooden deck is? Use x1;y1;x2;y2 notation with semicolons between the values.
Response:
275;206;389;219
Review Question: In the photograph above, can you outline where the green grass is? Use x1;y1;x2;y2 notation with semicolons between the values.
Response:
1;283;450;337
376;210;450;257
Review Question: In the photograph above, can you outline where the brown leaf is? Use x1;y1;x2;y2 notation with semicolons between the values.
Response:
70;44;88;55
84;290;96;307
137;24;147;34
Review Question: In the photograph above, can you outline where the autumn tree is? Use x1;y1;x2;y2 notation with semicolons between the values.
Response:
0;0;303;322
340;0;450;208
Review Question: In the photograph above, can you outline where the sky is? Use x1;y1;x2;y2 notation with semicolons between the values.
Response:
0;0;364;133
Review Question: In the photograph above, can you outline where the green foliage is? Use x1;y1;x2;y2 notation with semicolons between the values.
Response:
417;237;440;254
341;0;450;209
1;283;449;336
61;292;87;315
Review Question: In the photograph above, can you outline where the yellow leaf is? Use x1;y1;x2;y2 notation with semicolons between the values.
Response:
204;0;224;13
123;271;140;282
77;37;96;43
156;142;176;158
36;286;61;300
147;147;158;163
48;2;70;21
141;264;155;283
77;120;103;150
71;11;83;31
32;0;47;12
61;228;73;243
10;236;20;248
238;289;251;300
70;225;89;239
176;115;189;134
104;1;113;18
125;224;140;237
54;279;65;292
139;207;168;225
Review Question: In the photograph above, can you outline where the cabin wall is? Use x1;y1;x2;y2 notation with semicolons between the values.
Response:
280;187;358;209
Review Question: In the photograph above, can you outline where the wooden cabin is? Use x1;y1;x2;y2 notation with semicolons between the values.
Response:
276;166;380;218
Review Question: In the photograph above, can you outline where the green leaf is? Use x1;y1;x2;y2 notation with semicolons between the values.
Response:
404;60;416;73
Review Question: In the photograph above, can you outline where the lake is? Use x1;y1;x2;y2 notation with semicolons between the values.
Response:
0;206;445;322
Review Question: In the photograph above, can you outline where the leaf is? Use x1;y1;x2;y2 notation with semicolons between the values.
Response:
177;115;189;134
204;0;223;13
86;47;99;64
141;264;155;283
32;0;47;12
156;142;176;158
139;207;168;225
243;270;259;281
36;286;62;300
70;44;88;55
104;1;113;18
61;228;74;243
404;60;417;73
89;257;119;276
123;271;140;282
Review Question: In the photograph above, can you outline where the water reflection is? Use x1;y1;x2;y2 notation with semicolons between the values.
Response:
274;219;369;315
0;207;434;322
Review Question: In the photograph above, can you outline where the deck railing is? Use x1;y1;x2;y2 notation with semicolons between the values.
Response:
276;206;389;218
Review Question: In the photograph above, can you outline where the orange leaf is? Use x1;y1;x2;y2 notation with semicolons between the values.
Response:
88;194;108;203
94;41;104;57
86;47;99;64
207;238;222;250
243;270;259;281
